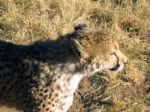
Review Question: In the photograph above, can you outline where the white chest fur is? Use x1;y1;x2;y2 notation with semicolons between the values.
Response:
58;73;83;112
67;73;82;93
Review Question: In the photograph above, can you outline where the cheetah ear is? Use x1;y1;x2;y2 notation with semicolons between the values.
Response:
74;23;87;31
71;39;89;61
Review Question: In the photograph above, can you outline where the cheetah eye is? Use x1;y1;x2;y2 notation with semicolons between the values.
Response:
110;52;116;55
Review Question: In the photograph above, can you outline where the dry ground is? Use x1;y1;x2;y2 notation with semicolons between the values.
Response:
0;0;150;112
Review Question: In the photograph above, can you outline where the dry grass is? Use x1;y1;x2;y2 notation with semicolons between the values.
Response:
0;0;150;112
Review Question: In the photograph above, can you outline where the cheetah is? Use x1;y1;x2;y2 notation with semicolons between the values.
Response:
0;24;128;112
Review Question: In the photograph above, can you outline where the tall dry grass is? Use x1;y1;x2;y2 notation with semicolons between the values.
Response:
0;0;150;111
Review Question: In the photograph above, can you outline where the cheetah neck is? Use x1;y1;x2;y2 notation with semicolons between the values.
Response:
82;63;103;76
65;60;103;77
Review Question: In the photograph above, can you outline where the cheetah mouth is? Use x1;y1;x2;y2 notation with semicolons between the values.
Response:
109;64;120;71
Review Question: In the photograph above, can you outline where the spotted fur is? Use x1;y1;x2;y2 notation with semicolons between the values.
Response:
0;24;127;112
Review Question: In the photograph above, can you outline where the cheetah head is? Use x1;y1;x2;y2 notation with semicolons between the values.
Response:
71;24;128;74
